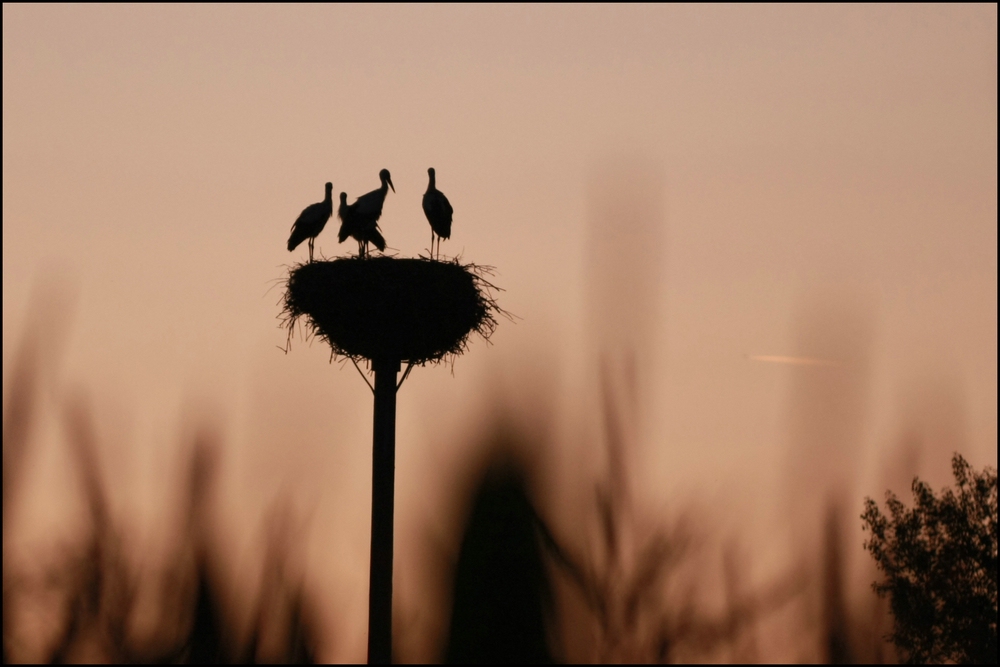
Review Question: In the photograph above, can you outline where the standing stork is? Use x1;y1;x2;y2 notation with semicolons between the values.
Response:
337;192;362;256
338;191;387;258
287;182;333;262
422;167;453;260
345;169;393;258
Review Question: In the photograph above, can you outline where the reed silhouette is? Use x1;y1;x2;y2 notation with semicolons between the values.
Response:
537;361;806;662
444;459;554;663
2;315;318;662
6;284;990;664
782;292;878;662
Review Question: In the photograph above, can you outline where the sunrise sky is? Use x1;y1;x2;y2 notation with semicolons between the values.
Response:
3;5;996;661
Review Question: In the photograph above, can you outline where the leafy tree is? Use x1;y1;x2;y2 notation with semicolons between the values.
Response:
862;454;997;664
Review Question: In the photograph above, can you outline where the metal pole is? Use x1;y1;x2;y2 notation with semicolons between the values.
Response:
368;357;399;664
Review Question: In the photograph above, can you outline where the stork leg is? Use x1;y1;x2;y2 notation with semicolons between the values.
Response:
308;238;314;263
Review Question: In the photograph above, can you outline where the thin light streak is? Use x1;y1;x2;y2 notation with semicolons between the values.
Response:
747;355;840;367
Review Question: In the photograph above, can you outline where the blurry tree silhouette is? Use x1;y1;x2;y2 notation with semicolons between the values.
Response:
444;462;554;664
862;453;997;664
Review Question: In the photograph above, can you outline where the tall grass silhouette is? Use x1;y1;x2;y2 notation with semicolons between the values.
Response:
4;286;964;663
2;307;317;663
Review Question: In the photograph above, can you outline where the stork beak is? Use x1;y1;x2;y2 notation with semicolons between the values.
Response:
388;177;395;193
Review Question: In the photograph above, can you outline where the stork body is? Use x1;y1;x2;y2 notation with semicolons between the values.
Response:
349;169;394;254
287;182;333;262
338;191;387;258
422;167;453;259
337;192;359;253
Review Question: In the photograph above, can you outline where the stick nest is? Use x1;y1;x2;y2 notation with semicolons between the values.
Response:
282;256;505;365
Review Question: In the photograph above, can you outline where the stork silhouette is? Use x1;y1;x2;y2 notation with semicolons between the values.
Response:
337;192;360;255
338;191;386;258
354;169;394;227
422;167;453;260
287;182;333;262
341;169;393;258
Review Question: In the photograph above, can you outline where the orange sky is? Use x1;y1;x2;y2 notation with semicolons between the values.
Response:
3;5;997;661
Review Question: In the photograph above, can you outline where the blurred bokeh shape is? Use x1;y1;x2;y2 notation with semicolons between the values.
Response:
444;456;554;664
783;289;875;662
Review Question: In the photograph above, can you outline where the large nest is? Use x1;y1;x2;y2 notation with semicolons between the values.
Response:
282;256;505;365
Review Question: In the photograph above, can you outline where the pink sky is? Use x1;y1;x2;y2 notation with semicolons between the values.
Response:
3;5;996;661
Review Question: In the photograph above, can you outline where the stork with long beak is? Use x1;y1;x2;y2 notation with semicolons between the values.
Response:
353;168;394;226
422;167;453;260
287;182;333;262
341;169;393;258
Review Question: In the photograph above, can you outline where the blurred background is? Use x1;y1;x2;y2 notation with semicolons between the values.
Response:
3;5;996;662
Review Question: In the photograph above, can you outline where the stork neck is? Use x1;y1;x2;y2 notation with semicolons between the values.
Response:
427;171;436;190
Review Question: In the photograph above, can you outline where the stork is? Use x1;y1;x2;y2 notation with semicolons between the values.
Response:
338;191;387;258
337;192;362;256
287;182;333;262
422;167;453;260
350;169;394;249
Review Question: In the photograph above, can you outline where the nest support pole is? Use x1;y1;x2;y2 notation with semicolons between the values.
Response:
282;257;507;662
368;357;400;664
